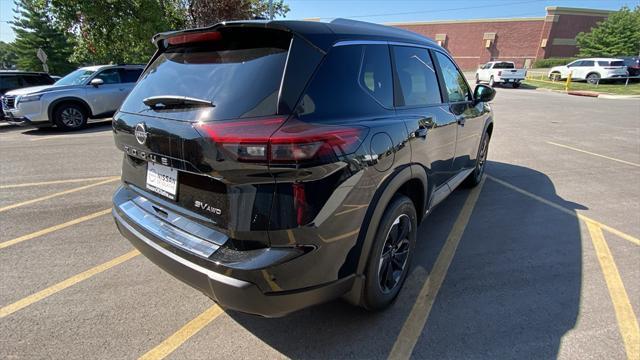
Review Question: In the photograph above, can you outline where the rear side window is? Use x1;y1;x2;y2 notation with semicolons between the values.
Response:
297;44;393;122
121;28;291;122
392;46;441;106
609;61;625;66
359;45;393;108
22;75;53;86
0;76;22;93
120;69;143;83
434;51;471;103
95;69;122;84
493;62;515;69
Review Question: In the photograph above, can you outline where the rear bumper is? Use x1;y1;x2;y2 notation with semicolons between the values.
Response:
112;185;354;317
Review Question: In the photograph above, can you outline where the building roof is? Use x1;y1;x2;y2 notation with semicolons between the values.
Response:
386;6;611;26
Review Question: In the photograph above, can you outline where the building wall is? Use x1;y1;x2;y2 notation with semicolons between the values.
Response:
391;7;611;70
396;19;544;69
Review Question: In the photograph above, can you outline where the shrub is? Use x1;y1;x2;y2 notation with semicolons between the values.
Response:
532;57;578;68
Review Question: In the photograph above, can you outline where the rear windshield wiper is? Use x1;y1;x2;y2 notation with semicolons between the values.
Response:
143;95;215;110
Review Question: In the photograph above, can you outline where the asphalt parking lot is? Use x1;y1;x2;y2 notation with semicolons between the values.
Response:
1;89;639;360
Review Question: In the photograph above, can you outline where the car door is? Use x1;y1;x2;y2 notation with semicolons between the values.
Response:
480;63;492;81
84;68;128;116
391;45;457;187
569;60;592;80
432;50;486;172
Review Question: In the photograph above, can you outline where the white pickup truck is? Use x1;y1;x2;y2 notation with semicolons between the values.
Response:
475;61;527;88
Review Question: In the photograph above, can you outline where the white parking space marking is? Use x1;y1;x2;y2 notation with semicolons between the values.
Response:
546;141;640;168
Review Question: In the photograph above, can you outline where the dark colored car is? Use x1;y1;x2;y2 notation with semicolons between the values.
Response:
112;19;495;317
0;71;55;120
621;56;640;77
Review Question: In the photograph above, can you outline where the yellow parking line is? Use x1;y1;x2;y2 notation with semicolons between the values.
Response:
586;222;639;360
487;175;639;246
138;305;224;360
0;178;119;213
388;177;485;360
0;250;140;318
0;208;111;250
0;176;119;189
546;141;640;168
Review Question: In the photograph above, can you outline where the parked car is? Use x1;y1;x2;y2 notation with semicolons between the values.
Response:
112;19;495;317
620;56;640;77
1;64;144;130
1;71;55;120
548;58;628;84
475;61;526;88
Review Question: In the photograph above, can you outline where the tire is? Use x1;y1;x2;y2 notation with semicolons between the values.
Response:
53;102;88;131
463;131;490;187
512;82;521;88
549;72;561;81
362;194;417;311
488;76;495;87
586;73;600;85
475;74;480;84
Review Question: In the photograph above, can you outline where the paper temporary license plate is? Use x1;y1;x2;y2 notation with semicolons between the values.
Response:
146;162;178;200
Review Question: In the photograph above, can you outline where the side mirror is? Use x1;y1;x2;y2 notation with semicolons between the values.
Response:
474;84;495;103
90;78;104;87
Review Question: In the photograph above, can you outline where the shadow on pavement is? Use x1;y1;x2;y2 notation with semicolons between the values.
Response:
20;120;112;137
228;161;585;359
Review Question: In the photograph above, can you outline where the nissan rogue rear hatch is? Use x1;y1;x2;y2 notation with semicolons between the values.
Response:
113;28;293;241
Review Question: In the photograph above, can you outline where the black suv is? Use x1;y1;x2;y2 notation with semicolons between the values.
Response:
0;71;55;119
112;19;495;317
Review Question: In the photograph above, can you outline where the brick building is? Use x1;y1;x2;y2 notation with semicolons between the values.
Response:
390;6;612;70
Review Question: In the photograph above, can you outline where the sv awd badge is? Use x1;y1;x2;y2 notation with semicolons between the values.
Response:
195;200;222;215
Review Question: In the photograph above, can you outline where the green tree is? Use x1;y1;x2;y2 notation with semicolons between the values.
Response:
0;41;18;69
50;0;187;64
576;6;640;57
186;0;290;27
10;0;75;74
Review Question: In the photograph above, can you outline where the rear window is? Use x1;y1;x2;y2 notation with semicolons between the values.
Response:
120;28;291;121
493;62;515;69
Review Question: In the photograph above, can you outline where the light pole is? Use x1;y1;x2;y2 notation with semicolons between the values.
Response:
268;0;274;20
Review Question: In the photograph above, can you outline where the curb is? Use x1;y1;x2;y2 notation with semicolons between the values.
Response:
533;88;640;99
598;94;640;99
568;90;599;97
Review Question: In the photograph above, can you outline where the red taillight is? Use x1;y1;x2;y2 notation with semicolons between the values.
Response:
167;31;222;46
196;117;367;164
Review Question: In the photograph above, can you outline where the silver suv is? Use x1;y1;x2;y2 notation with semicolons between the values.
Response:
1;64;143;130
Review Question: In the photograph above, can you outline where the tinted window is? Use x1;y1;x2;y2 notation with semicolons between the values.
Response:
22;75;54;86
493;62;515;69
610;61;625;66
580;61;595;67
0;76;23;93
359;45;393;108
95;68;122;84
434;51;471;103
297;45;392;122
392;46;441;106
120;68;143;83
122;28;290;121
